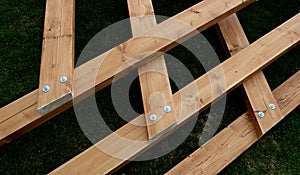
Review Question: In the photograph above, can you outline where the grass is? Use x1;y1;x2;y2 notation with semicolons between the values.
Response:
0;0;299;174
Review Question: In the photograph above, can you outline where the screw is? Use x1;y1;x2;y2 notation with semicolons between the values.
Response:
42;85;50;93
164;106;171;113
60;76;68;83
269;104;276;110
258;111;265;118
149;114;157;121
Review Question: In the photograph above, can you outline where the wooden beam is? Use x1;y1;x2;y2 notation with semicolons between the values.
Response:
165;13;286;175
49;15;300;174
243;72;283;134
0;11;299;148
37;0;75;114
128;0;177;140
0;90;38;125
166;70;300;175
73;0;256;98
218;14;283;135
0;0;256;146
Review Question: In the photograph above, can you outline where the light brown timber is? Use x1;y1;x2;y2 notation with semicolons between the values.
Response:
243;72;283;134
37;0;75;115
218;14;283;135
165;13;291;175
50;14;300;174
0;0;256;146
166;70;300;175
128;0;177;140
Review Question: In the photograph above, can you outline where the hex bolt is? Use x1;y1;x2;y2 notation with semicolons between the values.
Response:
42;85;50;93
60;76;68;83
149;114;157;121
164;106;171;113
258;111;265;118
269;103;276;110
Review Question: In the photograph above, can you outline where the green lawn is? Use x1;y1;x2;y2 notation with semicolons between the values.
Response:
0;0;299;174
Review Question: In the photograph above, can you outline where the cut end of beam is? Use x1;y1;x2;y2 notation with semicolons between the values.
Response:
127;0;179;141
148;121;177;142
38;0;75;115
38;91;73;115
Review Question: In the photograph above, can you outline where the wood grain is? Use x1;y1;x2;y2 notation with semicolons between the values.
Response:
0;0;255;146
166;70;300;175
37;0;75;114
128;0;177;140
73;0;256;98
50;14;300;174
166;13;296;175
243;72;283;134
218;14;283;135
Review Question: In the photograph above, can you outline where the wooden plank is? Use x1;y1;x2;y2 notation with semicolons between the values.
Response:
49;15;300;174
0;94;72;147
167;113;257;175
243;72;283;134
273;71;300;114
217;14;249;55
52;71;300;174
37;0;75;114
128;0;177;140
166;71;300;175
215;14;263;135
0;11;299;148
0;90;38;124
218;14;283;135
0;0;256;146
165;13;285;175
73;0;256;98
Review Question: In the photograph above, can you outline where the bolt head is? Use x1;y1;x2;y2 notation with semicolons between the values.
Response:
42;85;50;93
269;104;276;110
258;111;265;118
164;106;171;113
60;76;68;83
149;114;157;121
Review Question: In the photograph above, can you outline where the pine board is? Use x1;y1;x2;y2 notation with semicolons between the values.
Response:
165;13;287;175
0;0;255;146
218;14;283;135
37;0;75;114
128;0;177;140
166;70;300;175
49;14;300;174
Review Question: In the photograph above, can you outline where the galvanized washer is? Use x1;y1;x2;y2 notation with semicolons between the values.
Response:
42;85;50;93
258;111;265;118
60;76;68;83
149;114;157;121
164;106;171;113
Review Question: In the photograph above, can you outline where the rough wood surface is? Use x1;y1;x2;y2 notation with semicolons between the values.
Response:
49;14;300;174
0;0;255;147
166;13;296;175
243;72;283;134
218;14;283;135
73;0;255;98
37;0;75;114
166;70;300;175
128;0;177;140
0;90;38;125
